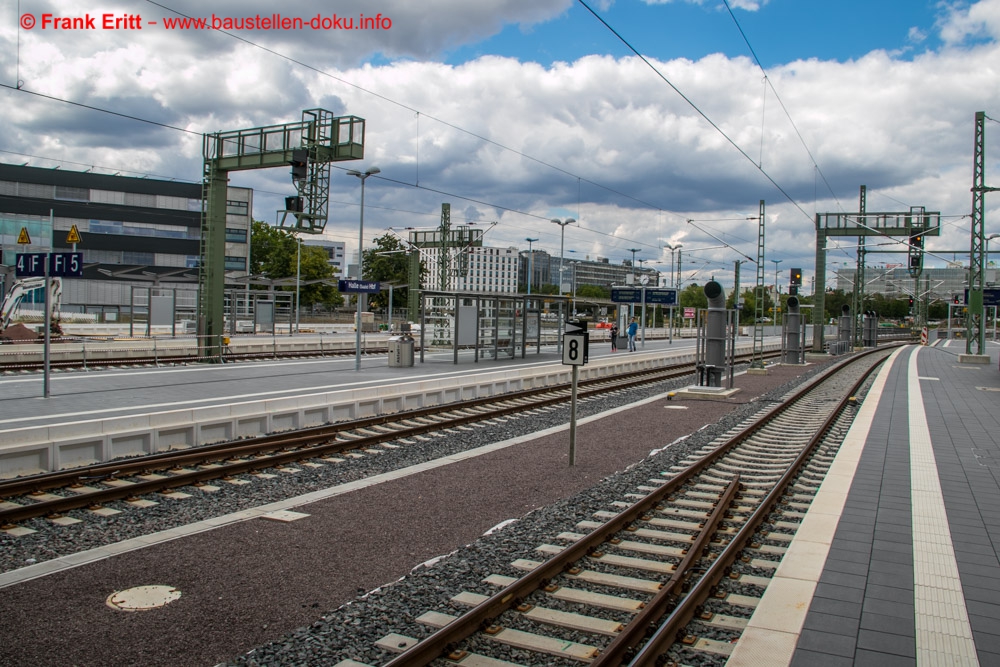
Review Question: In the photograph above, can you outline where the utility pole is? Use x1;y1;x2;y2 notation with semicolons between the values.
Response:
752;200;766;369
438;203;451;291
968;111;999;356
853;185;867;347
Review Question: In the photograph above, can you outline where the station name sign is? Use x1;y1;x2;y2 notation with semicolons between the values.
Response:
338;279;380;294
610;287;677;305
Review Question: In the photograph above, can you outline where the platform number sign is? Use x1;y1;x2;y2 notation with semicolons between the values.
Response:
562;332;588;366
15;252;84;278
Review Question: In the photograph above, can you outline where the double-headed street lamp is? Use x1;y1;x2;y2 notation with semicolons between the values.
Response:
525;238;539;295
551;218;576;294
771;258;783;295
661;242;683;287
347;166;380;371
626;248;641;318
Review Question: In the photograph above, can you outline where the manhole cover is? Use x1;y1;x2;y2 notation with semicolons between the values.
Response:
106;585;181;612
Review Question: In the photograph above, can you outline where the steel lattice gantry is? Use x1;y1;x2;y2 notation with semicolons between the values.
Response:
197;110;365;360
811;203;940;352
968;111;999;355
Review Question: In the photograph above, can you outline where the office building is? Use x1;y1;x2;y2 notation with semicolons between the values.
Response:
0;164;250;316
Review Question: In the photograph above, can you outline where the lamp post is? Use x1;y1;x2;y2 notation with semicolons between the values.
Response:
770;258;782;324
525;237;539;295
294;233;301;334
662;243;683;286
626;248;641;319
771;259;783;295
551;218;575;293
347;166;380;371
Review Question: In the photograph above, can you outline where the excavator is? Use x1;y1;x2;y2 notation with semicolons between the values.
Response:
0;277;62;340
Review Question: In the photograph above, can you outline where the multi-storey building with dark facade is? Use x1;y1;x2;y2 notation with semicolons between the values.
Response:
0;164;250;316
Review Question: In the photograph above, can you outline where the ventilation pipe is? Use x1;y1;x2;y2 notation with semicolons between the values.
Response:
863;311;878;348
833;304;852;355
783;295;801;364
703;280;727;386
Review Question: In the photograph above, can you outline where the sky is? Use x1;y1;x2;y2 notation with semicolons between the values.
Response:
2;0;1000;292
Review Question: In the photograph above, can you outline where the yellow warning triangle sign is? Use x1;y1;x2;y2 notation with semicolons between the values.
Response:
17;227;30;244
66;225;82;244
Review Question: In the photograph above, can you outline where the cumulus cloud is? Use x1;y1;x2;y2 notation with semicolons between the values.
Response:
1;0;998;286
939;0;1000;45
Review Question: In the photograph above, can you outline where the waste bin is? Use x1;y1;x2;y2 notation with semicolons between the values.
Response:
387;334;415;367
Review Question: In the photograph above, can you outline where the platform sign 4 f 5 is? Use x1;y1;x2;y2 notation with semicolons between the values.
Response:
15;252;84;278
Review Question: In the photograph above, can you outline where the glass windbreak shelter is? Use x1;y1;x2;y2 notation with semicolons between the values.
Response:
417;290;571;364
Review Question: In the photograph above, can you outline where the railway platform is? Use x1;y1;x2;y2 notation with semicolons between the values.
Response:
731;338;1000;666
1;335;767;478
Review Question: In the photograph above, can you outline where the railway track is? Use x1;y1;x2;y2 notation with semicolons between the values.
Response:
0;342;384;372
0;349;783;527
326;346;894;667
0;331;917;373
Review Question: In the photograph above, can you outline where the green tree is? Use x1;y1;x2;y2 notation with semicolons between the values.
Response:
823;289;851;322
362;234;423;312
727;288;759;324
249;220;341;309
678;283;707;309
576;284;610;300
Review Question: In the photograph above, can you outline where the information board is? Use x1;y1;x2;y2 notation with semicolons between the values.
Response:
973;288;1000;307
610;287;677;305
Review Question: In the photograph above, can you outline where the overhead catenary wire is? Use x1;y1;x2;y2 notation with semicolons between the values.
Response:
575;0;816;224
720;0;845;213
141;0;686;228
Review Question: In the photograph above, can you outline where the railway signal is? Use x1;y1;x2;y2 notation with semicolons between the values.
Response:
788;268;801;296
289;148;308;182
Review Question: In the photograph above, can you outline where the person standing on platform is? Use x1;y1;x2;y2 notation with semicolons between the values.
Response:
627;317;638;352
610;323;619;351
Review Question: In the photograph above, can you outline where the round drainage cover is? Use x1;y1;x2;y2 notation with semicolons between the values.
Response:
106;585;181;612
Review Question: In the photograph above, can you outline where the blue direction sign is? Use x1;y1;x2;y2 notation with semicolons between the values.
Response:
338;279;380;294
611;287;677;305
15;252;83;278
970;288;1000;307
611;287;641;303
645;288;678;305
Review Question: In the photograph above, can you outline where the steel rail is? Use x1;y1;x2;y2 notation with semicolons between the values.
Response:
589;476;741;666
0;354;738;498
380;346;896;667
626;348;891;666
